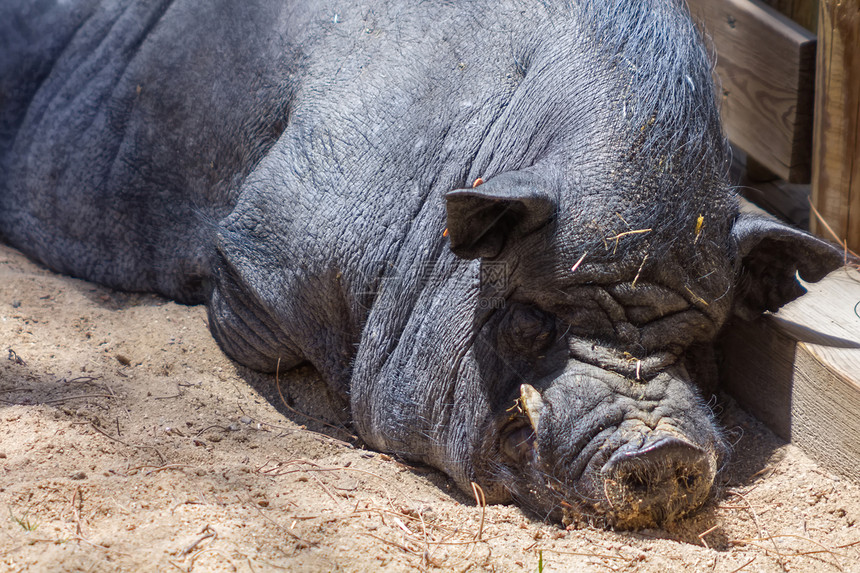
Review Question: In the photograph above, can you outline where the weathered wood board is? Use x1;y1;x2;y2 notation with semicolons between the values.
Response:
720;265;860;482
730;145;812;229
687;0;817;182
810;0;860;253
758;0;820;32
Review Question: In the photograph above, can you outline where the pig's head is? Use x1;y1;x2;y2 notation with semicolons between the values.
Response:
443;143;842;530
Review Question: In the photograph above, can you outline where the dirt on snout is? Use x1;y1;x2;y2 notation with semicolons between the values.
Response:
2;241;860;572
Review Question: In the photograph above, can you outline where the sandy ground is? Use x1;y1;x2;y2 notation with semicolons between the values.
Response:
2;241;860;573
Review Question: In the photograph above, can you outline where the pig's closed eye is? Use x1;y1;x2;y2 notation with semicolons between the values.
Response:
498;303;556;356
606;283;690;327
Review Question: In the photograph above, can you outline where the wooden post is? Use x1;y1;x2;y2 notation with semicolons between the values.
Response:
720;266;860;484
810;1;860;252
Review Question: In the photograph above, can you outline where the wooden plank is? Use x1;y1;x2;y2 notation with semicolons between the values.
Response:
730;145;812;229
810;0;860;253
719;266;860;482
688;0;817;182
738;177;811;229
758;0;820;32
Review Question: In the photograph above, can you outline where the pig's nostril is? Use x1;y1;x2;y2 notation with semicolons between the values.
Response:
677;473;697;490
624;472;649;492
601;437;715;528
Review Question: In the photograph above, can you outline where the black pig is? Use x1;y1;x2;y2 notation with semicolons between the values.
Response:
0;0;842;527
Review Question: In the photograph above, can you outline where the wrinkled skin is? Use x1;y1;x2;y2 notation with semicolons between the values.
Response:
1;0;843;528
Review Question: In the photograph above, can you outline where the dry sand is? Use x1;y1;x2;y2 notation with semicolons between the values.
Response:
2;242;859;572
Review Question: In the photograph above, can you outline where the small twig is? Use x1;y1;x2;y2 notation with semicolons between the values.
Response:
363;531;416;554
194;424;232;437
72;487;83;537
65;376;101;385
65;532;132;556
698;524;719;549
685;285;709;307
408;535;503;546
808;198;859;264
541;548;626;561
83;421;165;464
255;457;404;500
631;253;649;289
241;495;313;545
694;213;705;243
260;464;386;481
43;394;116;404
606;228;652;254
345;507;460;536
144;464;192;476
180;525;217;557
309;472;341;507
237;404;354;448
570;252;588;273
729;490;785;568
728;556;756;573
603;478;616;510
750;467;774;480
393;517;413;536
418;508;430;569
0;394;116;406
732;533;846;570
470;482;486;542
7;348;26;365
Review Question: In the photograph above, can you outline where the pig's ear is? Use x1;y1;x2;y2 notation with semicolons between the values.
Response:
445;172;557;259
731;213;843;320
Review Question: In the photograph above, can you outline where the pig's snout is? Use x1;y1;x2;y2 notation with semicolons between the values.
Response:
600;437;716;529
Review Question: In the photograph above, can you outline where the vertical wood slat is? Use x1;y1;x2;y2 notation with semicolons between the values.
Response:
810;0;860;252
